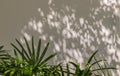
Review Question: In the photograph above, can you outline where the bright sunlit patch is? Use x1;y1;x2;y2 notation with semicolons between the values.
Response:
21;0;120;75
79;18;84;25
23;32;31;41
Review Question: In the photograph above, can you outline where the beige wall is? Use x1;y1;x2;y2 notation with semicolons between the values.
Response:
0;0;46;48
0;0;120;75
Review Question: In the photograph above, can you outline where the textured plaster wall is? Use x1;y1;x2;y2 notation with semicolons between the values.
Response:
0;0;120;75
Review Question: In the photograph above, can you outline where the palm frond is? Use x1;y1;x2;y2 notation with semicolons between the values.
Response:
15;39;30;60
59;65;65;76
24;36;32;57
36;39;41;63
86;50;98;66
39;43;49;64
10;43;29;62
31;36;35;64
39;53;56;66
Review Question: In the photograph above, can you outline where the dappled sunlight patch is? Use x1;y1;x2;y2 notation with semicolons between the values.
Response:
20;0;120;75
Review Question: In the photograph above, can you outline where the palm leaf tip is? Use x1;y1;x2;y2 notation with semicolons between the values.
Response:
40;53;57;65
39;42;50;63
36;39;41;61
86;50;98;66
24;36;32;56
31;36;35;61
16;38;30;60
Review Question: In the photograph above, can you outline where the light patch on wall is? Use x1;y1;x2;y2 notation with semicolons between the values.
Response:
20;0;120;75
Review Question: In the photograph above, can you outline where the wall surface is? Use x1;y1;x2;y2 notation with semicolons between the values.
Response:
0;0;46;48
0;0;120;75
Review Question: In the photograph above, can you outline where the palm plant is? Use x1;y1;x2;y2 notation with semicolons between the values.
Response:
0;37;116;76
0;46;19;76
58;51;116;76
0;37;58;76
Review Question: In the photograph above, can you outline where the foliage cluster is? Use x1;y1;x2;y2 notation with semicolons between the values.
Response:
0;37;116;76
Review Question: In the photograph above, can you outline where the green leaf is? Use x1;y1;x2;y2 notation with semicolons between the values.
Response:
91;67;116;72
69;62;81;76
24;36;32;57
15;39;30;60
81;64;91;76
11;43;28;62
10;69;16;76
102;59;110;76
93;57;105;75
32;36;35;64
40;53;56;66
59;65;64;76
86;50;98;66
36;39;41;62
4;69;11;76
91;59;106;67
14;49;23;65
39;43;49;64
67;63;70;76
